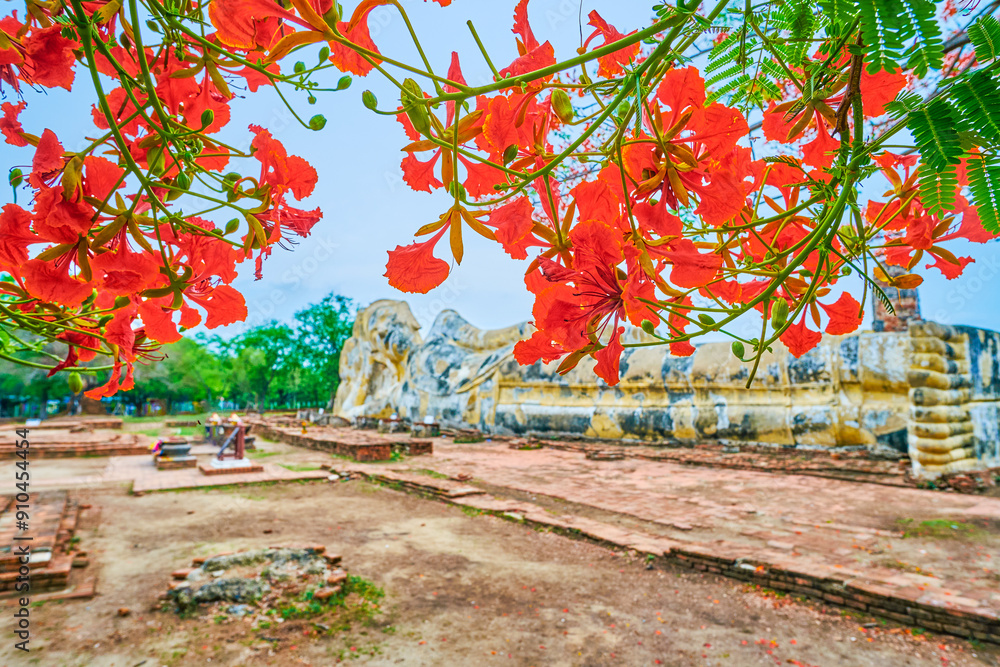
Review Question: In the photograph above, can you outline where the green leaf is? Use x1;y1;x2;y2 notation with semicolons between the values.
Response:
917;163;957;216
968;15;1000;62
908;99;963;172
949;70;1000;145
901;0;943;77
858;0;905;73
818;0;859;27
968;154;1000;234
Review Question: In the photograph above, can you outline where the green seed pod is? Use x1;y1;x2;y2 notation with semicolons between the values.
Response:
67;371;84;395
405;104;430;136
640;320;656;335
362;91;378;110
551;89;574;123
308;114;327;131
770;299;789;330
731;341;745;359
502;144;519;164
401;78;431;135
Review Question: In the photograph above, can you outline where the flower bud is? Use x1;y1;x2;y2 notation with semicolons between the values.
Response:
68;372;84;395
308;114;327;131
336;75;351;90
698;313;715;326
551;89;574;123
225;218;240;234
362;91;378;109
640;320;656;335
770;298;789;330
9;168;22;188
200;109;214;129
731;341;745;359
113;295;131;309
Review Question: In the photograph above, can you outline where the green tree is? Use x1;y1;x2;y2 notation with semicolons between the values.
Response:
221;322;297;410
292;294;355;408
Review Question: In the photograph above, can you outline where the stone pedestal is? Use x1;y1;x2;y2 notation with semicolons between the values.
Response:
378;418;408;434
355;416;379;430
412;422;440;438
156;440;197;470
199;457;264;476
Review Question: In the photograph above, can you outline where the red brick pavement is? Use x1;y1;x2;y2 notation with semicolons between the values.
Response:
327;442;1000;642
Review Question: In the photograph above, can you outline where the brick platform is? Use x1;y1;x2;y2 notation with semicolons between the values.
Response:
157;456;197;470
0;491;95;598
327;442;1000;644
250;422;433;461
0;431;147;460
198;463;264;475
0;418;122;431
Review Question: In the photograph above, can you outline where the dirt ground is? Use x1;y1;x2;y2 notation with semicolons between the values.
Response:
2;478;997;667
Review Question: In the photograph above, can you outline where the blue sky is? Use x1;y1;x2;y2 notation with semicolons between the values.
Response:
3;1;999;339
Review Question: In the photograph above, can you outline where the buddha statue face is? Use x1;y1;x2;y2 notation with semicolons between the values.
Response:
363;300;422;365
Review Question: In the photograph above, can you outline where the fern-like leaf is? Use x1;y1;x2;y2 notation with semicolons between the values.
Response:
918;163;957;215
818;0;859;28
859;0;905;73
901;0;943;77
908;99;963;172
949;70;1000;145
884;91;922;119
968;15;1000;62
968;154;1000;234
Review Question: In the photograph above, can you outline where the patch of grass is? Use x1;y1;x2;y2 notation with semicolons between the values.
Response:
453;436;486;444
279;463;322;472
139;428;163;437
412;469;449;480
896;518;987;540
247;450;281;459
460;506;483;518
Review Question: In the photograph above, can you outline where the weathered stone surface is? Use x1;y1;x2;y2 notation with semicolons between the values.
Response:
333;302;1000;471
334;301;916;447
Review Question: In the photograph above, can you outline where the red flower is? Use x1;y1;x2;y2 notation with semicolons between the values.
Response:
0;101;28;146
0;204;38;274
22;25;78;91
20;259;93;307
780;316;823;358
820;293;863;335
90;248;160;297
661;239;722;289
329;2;383;76
513;330;564;366
29;129;64;188
384;227;450;294
584;11;639;78
185;283;248;329
593;326;625;386
499;0;556;81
